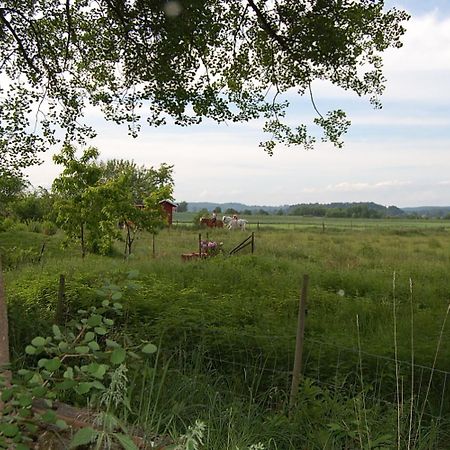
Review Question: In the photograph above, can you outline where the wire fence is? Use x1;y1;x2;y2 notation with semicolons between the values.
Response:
160;326;450;422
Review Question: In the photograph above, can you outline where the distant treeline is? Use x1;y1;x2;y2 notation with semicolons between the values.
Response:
286;202;405;218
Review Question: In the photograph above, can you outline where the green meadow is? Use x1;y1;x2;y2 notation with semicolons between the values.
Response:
3;222;450;448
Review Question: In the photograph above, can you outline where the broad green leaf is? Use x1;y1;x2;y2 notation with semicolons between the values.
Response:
83;331;95;342
56;419;69;430
114;433;139;450
58;341;69;351
38;358;48;368
69;427;97;448
44;357;61;371
1;388;13;402
111;291;122;300
87;314;102;327
76;382;93;394
141;343;157;354
94;326;107;335
31;336;46;347
41;410;57;424
64;367;74;379
110;347;126;364
88;341;100;351
0;423;19;437
103;318;114;326
75;346;90;354
25;345;36;355
106;339;120;348
52;324;62;338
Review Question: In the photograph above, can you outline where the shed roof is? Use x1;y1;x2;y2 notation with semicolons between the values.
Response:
159;199;178;208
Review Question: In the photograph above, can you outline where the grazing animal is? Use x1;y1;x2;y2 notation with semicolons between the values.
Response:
200;217;224;228
226;217;247;230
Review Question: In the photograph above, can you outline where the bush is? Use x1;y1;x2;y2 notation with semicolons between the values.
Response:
27;221;42;233
42;220;58;235
2;217;16;231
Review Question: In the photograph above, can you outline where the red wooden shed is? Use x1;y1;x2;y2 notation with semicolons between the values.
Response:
159;199;178;226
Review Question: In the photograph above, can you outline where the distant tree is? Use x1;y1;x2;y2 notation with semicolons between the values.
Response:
214;206;222;214
257;209;270;216
0;172;28;217
276;209;284;215
242;209;252;215
225;208;239;215
99;159;174;204
177;201;188;213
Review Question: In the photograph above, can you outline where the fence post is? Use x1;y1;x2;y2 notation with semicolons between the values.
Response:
257;221;260;231
55;274;66;326
198;233;202;256
152;233;156;258
289;274;309;416
322;221;325;233
251;232;255;253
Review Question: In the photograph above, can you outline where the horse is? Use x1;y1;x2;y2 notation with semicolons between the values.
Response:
200;217;224;228
224;216;247;230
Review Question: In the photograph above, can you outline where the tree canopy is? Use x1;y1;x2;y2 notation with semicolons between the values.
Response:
0;0;409;172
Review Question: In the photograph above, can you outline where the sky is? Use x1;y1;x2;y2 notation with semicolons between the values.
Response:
25;0;450;208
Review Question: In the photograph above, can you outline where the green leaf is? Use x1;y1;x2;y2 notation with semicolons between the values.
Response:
58;341;69;351
111;291;122;300
69;427;97;448
75;346;90;354
83;331;95;342
76;382;93;395
101;300;110;307
114;433;139;450
141;343;157;354
52;324;62;338
87;314;102;327
127;269;139;279
44;357;61;371
41;410;57;424
56;419;69;430
0;423;19;438
94;326;107;335
1;388;13;402
38;358;48;368
88;341;100;351
31;336;46;347
25;345;36;355
103;318;114;326
106;339;120;348
110;347;126;364
64;367;74;379
113;303;123;310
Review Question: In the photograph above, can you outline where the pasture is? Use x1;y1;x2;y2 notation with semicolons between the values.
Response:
3;223;450;448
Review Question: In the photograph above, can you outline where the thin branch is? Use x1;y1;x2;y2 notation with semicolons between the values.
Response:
0;9;39;74
308;83;323;119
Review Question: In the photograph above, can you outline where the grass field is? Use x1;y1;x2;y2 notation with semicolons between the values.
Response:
174;211;450;230
3;223;450;448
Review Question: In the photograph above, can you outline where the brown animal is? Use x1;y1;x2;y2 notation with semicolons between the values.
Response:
199;218;224;228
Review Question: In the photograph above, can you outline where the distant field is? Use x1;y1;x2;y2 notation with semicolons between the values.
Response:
174;211;450;230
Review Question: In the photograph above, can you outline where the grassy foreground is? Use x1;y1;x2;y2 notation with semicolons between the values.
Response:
2;225;450;448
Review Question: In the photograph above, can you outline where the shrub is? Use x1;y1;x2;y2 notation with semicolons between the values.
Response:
27;221;42;233
42;220;57;236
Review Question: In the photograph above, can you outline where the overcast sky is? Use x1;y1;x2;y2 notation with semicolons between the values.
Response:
25;0;450;207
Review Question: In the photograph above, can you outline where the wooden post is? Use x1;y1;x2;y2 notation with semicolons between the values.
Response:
257;221;260;231
152;233;156;258
198;233;202;256
251;232;255;253
55;275;66;325
322;221;325;233
0;256;11;386
289;274;309;416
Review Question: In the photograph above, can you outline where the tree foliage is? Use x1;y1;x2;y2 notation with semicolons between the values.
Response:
0;0;409;172
52;147;174;257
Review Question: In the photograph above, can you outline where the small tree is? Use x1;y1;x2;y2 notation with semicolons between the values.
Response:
177;201;188;213
52;145;118;257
